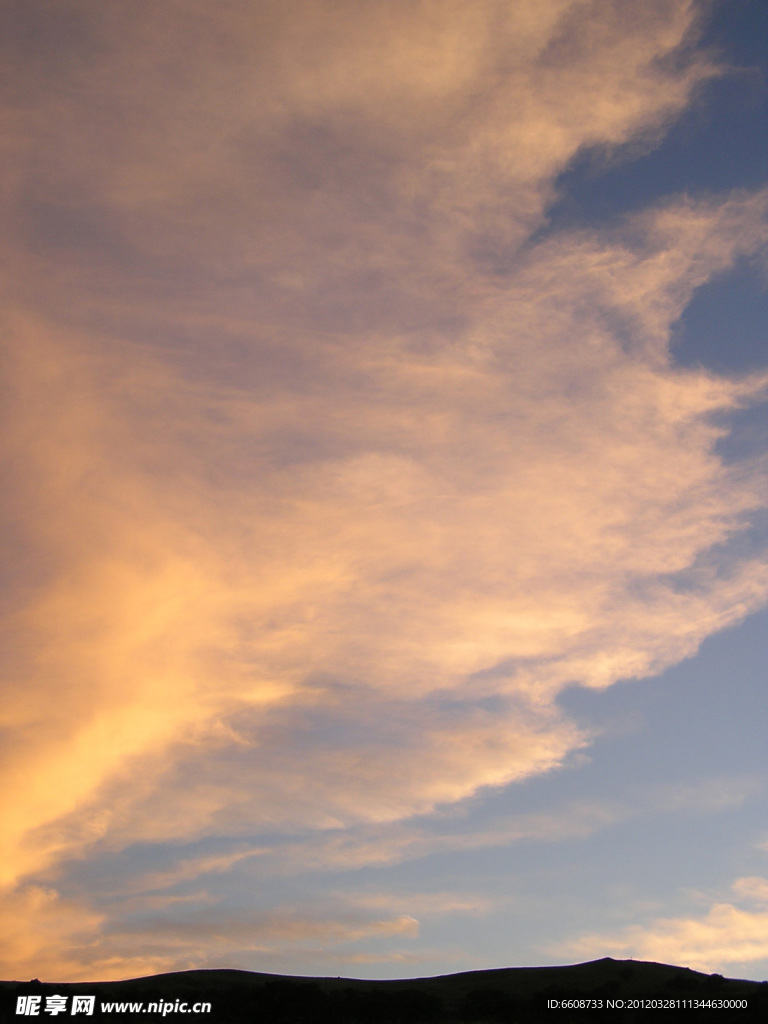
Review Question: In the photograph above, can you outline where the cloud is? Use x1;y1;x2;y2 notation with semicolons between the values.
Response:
553;875;768;974
347;891;497;917
1;0;768;976
19;189;763;862
0;886;105;983
0;883;421;981
3;0;716;324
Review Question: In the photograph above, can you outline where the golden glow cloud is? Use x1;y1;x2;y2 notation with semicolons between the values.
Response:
555;874;768;974
1;0;767;978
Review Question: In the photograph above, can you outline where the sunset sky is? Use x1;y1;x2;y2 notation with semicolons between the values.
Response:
2;0;768;984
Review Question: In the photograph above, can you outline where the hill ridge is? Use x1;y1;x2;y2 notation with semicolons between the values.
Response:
2;957;766;1022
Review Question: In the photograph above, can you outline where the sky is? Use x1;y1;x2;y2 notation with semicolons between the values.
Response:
1;0;767;984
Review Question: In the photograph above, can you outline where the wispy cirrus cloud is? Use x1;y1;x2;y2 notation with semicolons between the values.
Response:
1;0;767;978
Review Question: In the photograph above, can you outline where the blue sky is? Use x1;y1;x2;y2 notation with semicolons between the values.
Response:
1;0;767;983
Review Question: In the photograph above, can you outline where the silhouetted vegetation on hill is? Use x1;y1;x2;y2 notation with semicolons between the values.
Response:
2;958;767;1022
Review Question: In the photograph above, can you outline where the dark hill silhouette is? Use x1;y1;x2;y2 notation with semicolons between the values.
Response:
2;958;767;1022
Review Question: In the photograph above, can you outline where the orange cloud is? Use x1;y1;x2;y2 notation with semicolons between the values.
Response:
553;875;768;974
0;886;105;983
1;0;767;977
0;880;424;981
